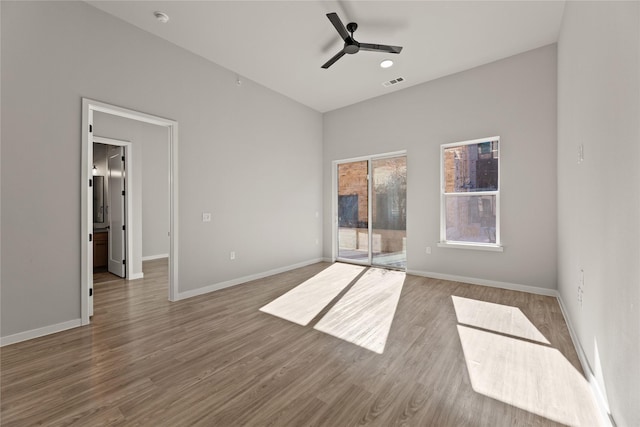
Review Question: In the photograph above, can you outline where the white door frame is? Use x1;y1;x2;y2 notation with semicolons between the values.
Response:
332;150;407;265
81;98;179;325
95;137;133;282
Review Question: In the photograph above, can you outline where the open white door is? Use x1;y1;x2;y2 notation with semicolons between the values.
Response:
108;146;127;277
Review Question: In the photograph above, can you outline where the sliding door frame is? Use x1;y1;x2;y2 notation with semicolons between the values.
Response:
332;150;407;268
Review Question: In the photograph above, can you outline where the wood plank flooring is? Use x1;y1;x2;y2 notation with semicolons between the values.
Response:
0;260;602;426
314;268;405;354
259;263;365;326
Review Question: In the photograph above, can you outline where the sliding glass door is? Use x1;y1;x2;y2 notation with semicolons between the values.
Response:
336;154;406;269
337;160;369;264
372;157;407;268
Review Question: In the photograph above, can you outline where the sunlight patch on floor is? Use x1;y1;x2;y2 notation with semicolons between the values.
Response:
259;263;365;326
314;268;405;354
454;296;603;426
452;296;549;344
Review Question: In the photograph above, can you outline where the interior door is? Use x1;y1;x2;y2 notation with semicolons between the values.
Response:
108;146;126;277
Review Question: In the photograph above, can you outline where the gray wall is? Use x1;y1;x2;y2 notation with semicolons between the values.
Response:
324;45;558;290
557;2;640;425
94;112;170;263
140;124;170;260
1;1;4;342
0;1;323;338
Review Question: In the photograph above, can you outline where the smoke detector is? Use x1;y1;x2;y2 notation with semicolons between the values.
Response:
154;11;170;24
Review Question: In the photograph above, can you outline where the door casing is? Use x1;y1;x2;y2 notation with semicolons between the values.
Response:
81;98;179;325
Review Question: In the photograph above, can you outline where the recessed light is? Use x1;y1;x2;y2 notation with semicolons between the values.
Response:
154;11;170;24
380;59;394;69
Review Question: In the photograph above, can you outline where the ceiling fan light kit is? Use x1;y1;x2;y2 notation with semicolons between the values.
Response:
321;12;403;69
380;59;394;68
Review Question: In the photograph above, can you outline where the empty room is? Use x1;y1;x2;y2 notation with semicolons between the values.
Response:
1;1;638;426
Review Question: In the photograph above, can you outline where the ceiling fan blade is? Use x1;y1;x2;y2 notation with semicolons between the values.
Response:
326;12;350;41
321;49;346;69
360;43;403;54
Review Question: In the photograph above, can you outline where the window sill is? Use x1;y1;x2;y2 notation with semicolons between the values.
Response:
437;242;504;252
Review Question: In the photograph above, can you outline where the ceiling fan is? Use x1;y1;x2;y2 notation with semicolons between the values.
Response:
321;12;403;69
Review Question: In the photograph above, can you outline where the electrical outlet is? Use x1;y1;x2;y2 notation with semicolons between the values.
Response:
577;269;584;307
230;251;235;260
579;287;584;308
577;144;584;164
426;246;432;255
579;269;584;288
202;212;212;222
577;286;582;306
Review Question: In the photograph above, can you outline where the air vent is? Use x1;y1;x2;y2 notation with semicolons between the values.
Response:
382;77;405;88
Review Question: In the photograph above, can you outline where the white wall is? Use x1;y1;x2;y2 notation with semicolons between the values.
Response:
0;1;323;338
557;2;640;425
94;112;170;265
324;45;558;291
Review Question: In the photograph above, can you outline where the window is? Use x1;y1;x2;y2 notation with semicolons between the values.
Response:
440;137;501;250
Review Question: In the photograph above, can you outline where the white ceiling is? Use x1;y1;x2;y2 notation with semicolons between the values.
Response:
87;1;565;113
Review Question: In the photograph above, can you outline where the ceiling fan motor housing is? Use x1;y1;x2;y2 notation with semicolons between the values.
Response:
344;39;360;54
344;22;360;53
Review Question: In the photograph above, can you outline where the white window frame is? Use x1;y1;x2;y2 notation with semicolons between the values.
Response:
438;136;503;252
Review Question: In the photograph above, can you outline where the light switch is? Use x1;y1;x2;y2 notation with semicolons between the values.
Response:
202;212;212;222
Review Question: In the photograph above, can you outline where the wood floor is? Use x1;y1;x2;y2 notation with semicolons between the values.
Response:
0;260;601;426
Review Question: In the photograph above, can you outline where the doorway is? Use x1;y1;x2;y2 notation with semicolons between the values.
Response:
81;98;179;325
334;152;407;269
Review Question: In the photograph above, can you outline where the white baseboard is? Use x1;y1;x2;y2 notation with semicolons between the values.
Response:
556;295;614;427
177;258;325;301
406;269;559;297
1;259;325;346
0;319;82;347
142;254;168;261
128;272;144;280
